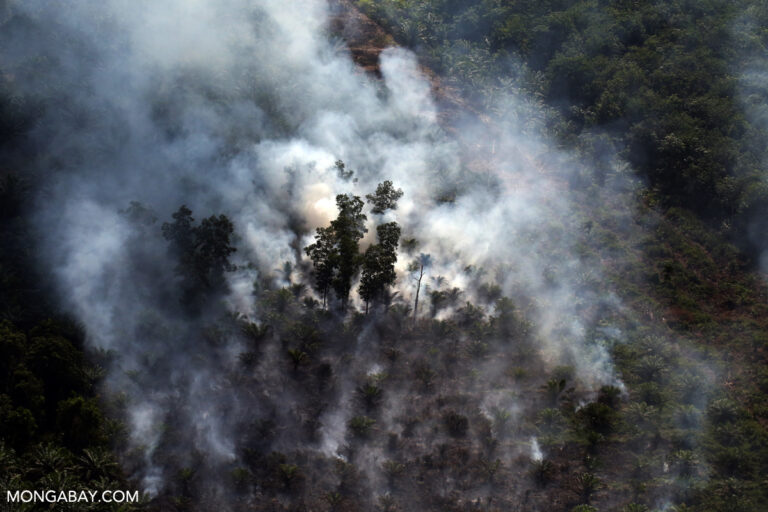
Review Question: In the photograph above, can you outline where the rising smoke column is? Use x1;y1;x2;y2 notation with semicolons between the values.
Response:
0;0;637;505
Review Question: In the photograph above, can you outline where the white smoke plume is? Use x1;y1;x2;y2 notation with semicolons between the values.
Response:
0;0;643;506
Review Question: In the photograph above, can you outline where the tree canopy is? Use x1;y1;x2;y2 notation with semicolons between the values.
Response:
305;179;403;312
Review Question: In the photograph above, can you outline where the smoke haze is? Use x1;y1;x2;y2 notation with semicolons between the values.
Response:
0;0;718;509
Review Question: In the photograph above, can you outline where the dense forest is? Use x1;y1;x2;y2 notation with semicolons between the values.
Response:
0;0;767;511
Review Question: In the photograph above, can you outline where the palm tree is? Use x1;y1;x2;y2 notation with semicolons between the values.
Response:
324;491;343;511
537;408;566;434
0;443;18;479
479;457;502;484
278;463;300;489
622;504;650;512
348;416;376;439
241;322;270;344
377;492;399;512
287;348;309;372
625;402;659;436
381;460;405;487
671;450;698;477
543;378;566;406
574;472;601;504
28;444;71;479
76;448;118;481
635;355;667;382
492;407;512;437
380;290;400;312
531;459;554;487
357;382;383;412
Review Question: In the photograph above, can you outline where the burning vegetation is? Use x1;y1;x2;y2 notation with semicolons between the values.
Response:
0;1;767;512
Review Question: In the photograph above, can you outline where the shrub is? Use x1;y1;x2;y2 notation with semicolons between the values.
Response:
348;416;376;439
443;410;469;438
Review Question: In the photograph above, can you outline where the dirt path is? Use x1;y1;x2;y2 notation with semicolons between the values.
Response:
326;0;482;129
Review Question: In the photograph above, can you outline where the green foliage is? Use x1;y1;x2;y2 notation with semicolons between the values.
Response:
162;205;236;299
3;3;768;510
622;505;649;512
305;179;405;312
335;159;354;181
578;402;615;435
304;225;337;308
574;472;601;504
597;385;622;410
381;459;405;485
531;458;555;487
0;395;36;448
357;381;384;412
305;192;368;310
329;194;368;309
348;415;377;439
543;378;567;406
429;287;462;317
287;348;309;372
366;180;403;214
56;396;105;450
277;463;301;489
360;222;401;312
357;0;768;235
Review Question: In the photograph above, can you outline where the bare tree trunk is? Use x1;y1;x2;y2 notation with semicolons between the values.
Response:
413;264;423;320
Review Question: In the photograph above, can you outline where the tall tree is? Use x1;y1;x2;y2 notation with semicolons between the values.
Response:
161;205;196;280
408;253;431;320
305;194;367;312
329;194;367;311
193;214;236;289
365;180;403;214
304;226;336;309
359;222;401;313
162;206;236;299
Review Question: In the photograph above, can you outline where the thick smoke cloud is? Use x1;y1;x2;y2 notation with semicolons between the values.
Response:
1;0;655;506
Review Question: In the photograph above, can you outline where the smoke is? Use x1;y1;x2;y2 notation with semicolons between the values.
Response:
734;7;768;271
530;437;543;462
0;0;664;508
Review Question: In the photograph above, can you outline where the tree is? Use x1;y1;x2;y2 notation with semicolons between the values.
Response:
193;214;236;288
56;396;105;450
407;253;431;320
429;287;461;317
162;205;196;278
119;201;158;227
366;180;403;214
571;506;598;512
335;159;354;181
76;448;118;481
287;348;309;373
304;226;336;309
305;183;404;312
443;410;469;438
574;472;601;504
330;194;367;310
162;206;237;298
357;382;383;412
359;222;401;313
305;194;367;312
348;416;376;438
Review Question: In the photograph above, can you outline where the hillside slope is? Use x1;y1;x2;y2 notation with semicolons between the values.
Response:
0;1;766;512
